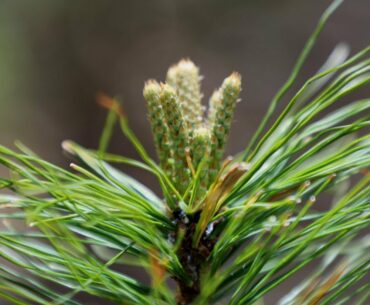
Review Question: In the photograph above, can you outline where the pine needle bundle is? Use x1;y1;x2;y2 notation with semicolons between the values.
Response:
0;1;369;304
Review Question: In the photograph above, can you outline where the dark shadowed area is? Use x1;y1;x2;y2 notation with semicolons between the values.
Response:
0;0;369;304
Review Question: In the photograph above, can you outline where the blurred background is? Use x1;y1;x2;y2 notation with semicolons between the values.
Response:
0;0;369;304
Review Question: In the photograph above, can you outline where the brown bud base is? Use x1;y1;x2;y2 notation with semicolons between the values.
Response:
171;210;223;305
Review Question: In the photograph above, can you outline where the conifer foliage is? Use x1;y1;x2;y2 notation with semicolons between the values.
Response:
0;1;369;304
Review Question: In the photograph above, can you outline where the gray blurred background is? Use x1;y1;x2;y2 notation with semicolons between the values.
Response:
0;0;369;304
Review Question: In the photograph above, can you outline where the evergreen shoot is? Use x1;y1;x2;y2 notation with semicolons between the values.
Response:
0;1;369;304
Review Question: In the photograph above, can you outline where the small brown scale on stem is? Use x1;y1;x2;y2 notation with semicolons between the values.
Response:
171;209;224;305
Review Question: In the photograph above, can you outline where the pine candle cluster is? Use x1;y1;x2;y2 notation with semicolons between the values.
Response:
143;59;242;204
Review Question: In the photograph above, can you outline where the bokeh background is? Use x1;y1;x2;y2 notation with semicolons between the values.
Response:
0;0;369;304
